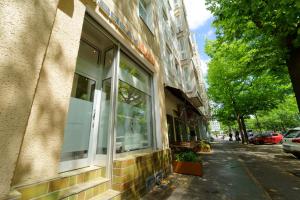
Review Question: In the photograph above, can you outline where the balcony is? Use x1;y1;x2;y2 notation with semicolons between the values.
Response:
182;65;204;108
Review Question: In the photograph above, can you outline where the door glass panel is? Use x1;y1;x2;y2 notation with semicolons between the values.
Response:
96;49;114;155
61;73;96;161
61;40;99;163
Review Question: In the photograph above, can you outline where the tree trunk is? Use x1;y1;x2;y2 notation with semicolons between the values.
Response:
254;113;262;133
287;47;300;113
236;114;245;143
240;115;249;143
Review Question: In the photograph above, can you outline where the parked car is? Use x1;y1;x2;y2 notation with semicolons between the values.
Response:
248;133;257;144
253;133;264;144
282;127;300;159
253;131;283;145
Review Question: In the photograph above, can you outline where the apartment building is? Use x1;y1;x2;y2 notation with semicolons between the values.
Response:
0;0;209;199
157;0;210;144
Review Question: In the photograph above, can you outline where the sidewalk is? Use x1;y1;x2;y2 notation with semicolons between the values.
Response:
142;143;271;200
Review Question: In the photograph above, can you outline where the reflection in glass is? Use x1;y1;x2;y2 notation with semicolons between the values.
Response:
167;115;175;144
97;78;111;154
71;73;96;102
96;48;114;155
116;53;152;153
61;74;96;161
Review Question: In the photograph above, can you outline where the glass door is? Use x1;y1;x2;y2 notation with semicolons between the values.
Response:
94;47;117;166
60;40;101;171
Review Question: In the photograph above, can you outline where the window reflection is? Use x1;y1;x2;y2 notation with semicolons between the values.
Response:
71;73;96;102
116;53;152;153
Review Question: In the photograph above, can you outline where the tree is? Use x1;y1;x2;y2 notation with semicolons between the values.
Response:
206;39;289;143
206;0;300;111
247;95;300;131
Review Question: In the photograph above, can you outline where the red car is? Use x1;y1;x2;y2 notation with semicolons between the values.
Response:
254;132;283;144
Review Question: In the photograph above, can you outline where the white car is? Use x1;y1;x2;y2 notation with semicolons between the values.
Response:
282;127;300;159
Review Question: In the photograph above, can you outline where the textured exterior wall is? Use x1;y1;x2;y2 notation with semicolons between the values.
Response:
12;0;86;186
0;0;59;197
112;149;172;200
1;0;169;196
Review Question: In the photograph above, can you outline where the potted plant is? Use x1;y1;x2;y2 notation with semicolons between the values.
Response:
199;140;212;152
172;150;203;176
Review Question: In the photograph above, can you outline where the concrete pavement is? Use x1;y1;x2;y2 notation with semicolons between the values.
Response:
142;142;300;200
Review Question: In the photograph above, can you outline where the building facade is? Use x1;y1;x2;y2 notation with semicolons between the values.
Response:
0;0;209;199
157;0;210;144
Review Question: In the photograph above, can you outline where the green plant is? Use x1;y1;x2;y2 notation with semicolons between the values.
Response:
175;151;199;162
199;141;211;152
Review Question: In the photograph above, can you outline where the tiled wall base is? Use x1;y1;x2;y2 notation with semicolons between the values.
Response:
6;149;171;200
112;149;172;200
7;167;121;200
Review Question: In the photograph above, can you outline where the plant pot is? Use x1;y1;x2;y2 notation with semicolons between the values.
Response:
172;161;203;176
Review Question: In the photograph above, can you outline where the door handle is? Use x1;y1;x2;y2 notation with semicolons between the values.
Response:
93;111;96;120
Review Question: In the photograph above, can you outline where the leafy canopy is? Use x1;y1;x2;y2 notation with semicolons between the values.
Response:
206;39;290;124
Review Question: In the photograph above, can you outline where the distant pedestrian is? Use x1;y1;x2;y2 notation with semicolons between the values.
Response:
235;131;240;142
229;132;233;141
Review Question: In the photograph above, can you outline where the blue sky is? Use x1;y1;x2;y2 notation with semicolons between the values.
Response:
184;0;216;77
194;17;216;61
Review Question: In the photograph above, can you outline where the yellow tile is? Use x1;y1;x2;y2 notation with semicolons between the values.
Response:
85;188;94;199
77;173;85;184
100;168;106;177
112;195;121;200
67;195;78;200
84;170;97;182
69;176;77;186
49;177;69;192
36;191;59;200
77;191;85;200
19;183;49;200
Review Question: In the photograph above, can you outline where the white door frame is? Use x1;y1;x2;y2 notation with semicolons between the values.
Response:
59;70;100;172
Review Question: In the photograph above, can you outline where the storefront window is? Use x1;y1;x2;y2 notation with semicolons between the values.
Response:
116;53;152;153
167;115;175;144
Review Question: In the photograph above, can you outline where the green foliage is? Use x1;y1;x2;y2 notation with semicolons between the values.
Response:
199;141;211;152
204;0;299;125
175;151;199;162
246;95;300;131
205;0;300;50
206;39;290;125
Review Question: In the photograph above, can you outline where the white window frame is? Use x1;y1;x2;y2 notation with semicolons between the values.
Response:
138;0;154;33
114;48;157;157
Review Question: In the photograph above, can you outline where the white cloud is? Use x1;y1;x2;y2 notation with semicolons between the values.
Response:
200;58;210;78
206;29;214;37
184;0;212;30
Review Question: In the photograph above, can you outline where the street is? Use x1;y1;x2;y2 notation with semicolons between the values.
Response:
143;142;300;200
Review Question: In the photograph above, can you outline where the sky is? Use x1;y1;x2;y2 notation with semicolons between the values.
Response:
183;0;216;77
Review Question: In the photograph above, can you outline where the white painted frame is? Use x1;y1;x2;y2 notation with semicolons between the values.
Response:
60;8;163;177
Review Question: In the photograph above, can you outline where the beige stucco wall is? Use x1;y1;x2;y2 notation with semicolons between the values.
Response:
3;0;169;190
12;0;86;186
0;0;59;197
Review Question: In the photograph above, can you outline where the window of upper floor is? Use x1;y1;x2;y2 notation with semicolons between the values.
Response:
163;7;168;22
167;0;172;10
139;0;154;33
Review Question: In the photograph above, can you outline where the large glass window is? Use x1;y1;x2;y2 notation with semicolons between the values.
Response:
116;53;152;153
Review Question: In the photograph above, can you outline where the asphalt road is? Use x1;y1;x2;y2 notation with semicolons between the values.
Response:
143;141;300;200
229;142;300;200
